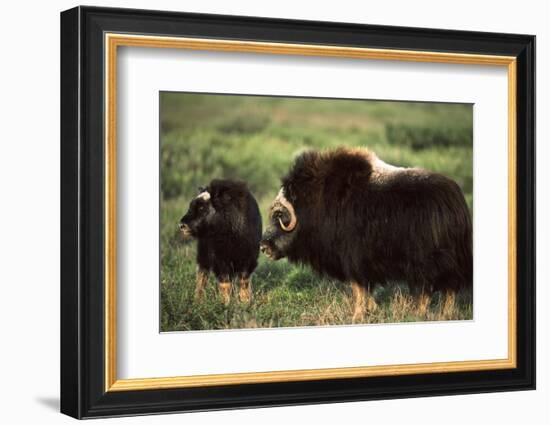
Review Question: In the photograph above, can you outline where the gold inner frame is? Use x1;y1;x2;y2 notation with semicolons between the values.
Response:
104;33;517;392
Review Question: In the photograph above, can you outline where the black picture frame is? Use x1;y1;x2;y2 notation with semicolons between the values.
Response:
61;5;535;419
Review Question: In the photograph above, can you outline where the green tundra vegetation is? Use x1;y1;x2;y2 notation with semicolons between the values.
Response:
160;92;473;332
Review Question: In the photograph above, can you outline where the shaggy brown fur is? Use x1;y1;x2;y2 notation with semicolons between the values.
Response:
261;147;472;318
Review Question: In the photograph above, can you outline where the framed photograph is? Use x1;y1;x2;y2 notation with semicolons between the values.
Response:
60;6;535;419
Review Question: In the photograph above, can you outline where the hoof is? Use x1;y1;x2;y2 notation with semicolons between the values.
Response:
366;295;378;313
239;288;252;303
351;312;364;324
218;282;231;305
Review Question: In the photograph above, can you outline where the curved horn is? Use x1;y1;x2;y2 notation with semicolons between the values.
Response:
276;189;297;232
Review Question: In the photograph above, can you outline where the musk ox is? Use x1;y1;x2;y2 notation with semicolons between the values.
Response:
260;147;472;322
179;179;262;304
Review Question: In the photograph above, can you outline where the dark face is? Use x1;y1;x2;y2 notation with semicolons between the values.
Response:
260;190;297;260
179;191;215;238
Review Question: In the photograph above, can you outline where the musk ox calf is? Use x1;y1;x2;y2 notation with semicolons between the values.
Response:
179;179;262;304
260;147;472;322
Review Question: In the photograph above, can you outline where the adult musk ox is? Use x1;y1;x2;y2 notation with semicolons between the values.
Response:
179;179;262;304
260;147;472;322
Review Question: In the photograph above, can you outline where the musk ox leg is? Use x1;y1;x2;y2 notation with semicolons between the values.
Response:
238;274;252;303
409;283;433;317
441;290;457;319
351;282;365;324
366;289;378;313
351;282;377;323
194;268;209;300
351;282;365;323
218;279;232;305
416;292;431;317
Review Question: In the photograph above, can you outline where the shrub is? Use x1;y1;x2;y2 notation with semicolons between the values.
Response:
386;123;472;150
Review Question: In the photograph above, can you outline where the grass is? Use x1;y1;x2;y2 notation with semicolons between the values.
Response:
160;93;473;332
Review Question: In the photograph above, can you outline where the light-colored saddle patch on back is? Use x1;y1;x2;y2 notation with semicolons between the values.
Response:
372;156;404;173
370;154;408;184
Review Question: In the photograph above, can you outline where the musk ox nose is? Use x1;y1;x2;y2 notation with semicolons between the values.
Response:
260;241;278;260
260;236;272;248
260;240;271;253
179;222;190;232
260;240;275;257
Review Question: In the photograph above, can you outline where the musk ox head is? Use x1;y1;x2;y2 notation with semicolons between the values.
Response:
179;188;216;238
260;188;297;260
260;148;376;261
